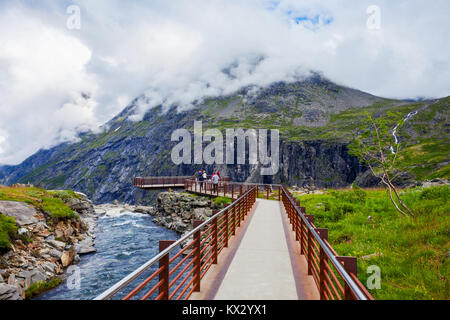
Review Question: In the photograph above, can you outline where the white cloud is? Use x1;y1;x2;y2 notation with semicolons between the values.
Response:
0;7;100;164
0;0;449;164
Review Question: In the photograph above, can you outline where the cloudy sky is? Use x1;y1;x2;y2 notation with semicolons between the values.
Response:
0;0;449;165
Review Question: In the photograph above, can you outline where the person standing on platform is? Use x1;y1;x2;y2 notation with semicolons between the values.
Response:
212;171;219;194
199;169;205;191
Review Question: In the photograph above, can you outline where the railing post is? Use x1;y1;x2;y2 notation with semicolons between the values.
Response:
300;215;305;254
231;184;234;200
243;194;247;218
224;209;229;248
236;200;241;228
293;201;300;232
245;193;249;216
337;256;358;300
193;220;202;292
316;228;328;300
240;185;243;196
289;202;293;225
232;200;236;235
159;240;176;300
212;216;218;264
242;196;246;220
305;215;314;275
266;186;269;199
278;186;281;201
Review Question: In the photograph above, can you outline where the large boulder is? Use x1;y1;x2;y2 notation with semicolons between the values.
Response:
75;237;96;255
134;206;155;215
60;246;76;267
46;240;66;251
0;201;40;226
0;283;22;300
64;191;95;215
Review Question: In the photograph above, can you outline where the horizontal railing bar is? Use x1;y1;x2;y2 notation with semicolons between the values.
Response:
122;265;165;300
169;242;194;264
169;258;195;288
185;178;282;188
170;267;195;300
141;278;164;300
169;250;195;277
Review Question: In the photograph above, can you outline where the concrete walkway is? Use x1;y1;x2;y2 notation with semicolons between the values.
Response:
213;199;299;300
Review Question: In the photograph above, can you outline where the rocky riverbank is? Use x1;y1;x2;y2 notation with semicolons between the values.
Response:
0;188;156;300
0;191;97;300
149;192;218;234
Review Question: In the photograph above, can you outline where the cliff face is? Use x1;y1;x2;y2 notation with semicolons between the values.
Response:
0;77;448;204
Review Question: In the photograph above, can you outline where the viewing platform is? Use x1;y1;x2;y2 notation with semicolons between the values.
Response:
95;177;373;301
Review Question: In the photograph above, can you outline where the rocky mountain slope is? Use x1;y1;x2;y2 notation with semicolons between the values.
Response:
0;75;448;204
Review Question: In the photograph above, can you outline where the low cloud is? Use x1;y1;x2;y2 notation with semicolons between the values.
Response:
0;0;449;164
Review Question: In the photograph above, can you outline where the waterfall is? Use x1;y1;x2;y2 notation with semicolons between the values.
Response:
390;111;418;154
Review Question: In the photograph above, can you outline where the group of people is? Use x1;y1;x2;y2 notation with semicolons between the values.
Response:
194;169;221;193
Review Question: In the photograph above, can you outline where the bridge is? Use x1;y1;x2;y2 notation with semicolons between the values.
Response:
95;178;373;300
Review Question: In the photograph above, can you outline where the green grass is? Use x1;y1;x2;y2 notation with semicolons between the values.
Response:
25;278;62;299
49;190;82;202
0;214;18;250
295;185;450;300
213;196;232;207
41;197;78;220
0;186;79;221
400;139;450;180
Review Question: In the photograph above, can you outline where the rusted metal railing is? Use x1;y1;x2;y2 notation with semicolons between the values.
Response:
134;176;191;188
281;186;374;300
185;178;282;201
94;186;257;300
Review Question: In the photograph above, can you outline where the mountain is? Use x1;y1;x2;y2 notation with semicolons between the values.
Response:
0;75;449;204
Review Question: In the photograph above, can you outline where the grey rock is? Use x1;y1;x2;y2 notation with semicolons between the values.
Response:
0;201;40;226
46;240;66;251
17;271;31;280
50;249;63;259
193;208;211;220
30;270;47;284
7;274;16;285
134;206;155;215
75;237;96;255
41;262;57;274
0;283;22;300
18;228;30;237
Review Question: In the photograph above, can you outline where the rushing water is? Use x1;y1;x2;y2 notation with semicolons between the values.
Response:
37;211;180;300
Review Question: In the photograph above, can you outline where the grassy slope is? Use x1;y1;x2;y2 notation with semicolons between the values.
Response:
0;186;80;250
399;97;450;180
295;185;450;300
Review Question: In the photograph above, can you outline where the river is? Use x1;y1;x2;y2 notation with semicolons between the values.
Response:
37;210;180;300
